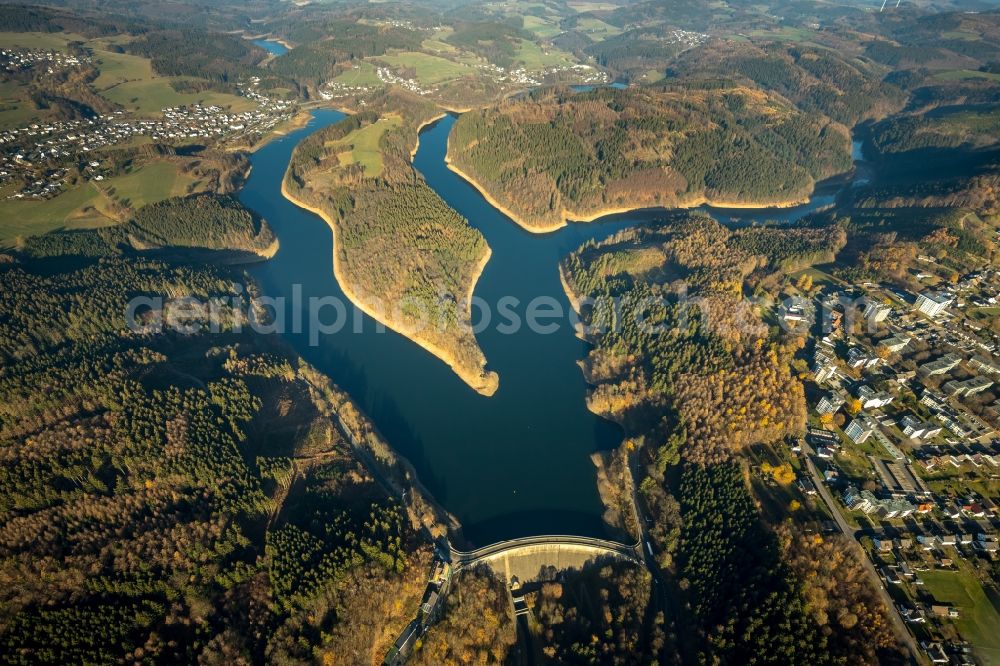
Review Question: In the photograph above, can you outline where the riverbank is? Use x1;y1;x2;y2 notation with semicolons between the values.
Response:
444;146;813;233
280;179;498;397
411;113;448;159
558;263;589;342
240;111;313;153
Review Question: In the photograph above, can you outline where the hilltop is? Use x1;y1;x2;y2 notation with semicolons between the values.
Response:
447;85;852;232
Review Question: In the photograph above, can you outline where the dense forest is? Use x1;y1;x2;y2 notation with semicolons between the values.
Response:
532;561;655;664
868;106;1000;156
558;212;901;662
270;20;422;86
283;91;498;395
122;29;267;83
410;566;516;664
445;21;532;69
449;85;851;230
0;193;452;662
18;194;275;259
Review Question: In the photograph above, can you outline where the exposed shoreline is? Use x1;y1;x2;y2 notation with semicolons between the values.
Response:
444;146;813;234
238;111;313;154
248;235;280;260
558;263;590;342
411;112;448;159
280;179;498;397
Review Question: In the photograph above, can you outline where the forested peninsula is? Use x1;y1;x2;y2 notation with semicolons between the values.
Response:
282;92;498;396
448;85;853;232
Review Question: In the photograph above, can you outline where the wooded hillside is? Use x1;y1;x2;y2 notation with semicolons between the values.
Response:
448;85;851;231
283;91;498;395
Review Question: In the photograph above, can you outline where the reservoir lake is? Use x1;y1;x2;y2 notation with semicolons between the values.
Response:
244;109;857;545
251;38;289;56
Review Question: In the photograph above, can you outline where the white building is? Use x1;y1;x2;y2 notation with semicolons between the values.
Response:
915;291;952;318
845;418;874;444
863;301;892;323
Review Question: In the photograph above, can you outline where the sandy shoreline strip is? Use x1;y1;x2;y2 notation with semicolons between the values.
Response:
280;179;498;397
411;113;448;159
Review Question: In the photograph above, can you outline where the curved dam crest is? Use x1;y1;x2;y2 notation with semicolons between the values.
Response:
244;109;859;546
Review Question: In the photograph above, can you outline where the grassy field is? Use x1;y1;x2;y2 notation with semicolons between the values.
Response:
0;30;255;117
91;48;253;114
934;69;1000;82
91;50;153;89
567;1;620;11
421;38;458;54
942;30;982;41
0;183;107;245
789;266;843;288
572;16;623;39
969;306;1000;320
512;40;576;69
748;27;817;42
325;115;401;177
377;52;474;84
0;31;86;51
522;16;563;39
0;79;41;129
0;160;199;246
922;566;1000;666
331;61;381;87
100;77;255;114
105;161;195;207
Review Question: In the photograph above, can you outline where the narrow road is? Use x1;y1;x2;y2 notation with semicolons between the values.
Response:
802;445;923;663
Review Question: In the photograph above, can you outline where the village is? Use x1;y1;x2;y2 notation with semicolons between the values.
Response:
1;46;90;74
766;261;1000;663
0;51;295;201
321;59;608;101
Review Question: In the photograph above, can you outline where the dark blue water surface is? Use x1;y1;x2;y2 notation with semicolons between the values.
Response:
243;109;853;545
252;38;289;56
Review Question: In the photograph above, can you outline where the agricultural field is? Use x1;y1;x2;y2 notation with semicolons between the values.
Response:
573;16;623;40
331;61;381;87
0;159;199;245
941;30;982;41
0;182;109;245
99;77;255;115
88;40;254;114
0;79;39;129
90;49;152;89
0;30;257;118
933;69;1000;82
567;1;620;12
102;160;197;207
377;51;475;84
0;30;86;51
522;16;563;39
324;114;401;177
511;40;577;69
747;26;818;42
422;38;458;54
922;566;1000;666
